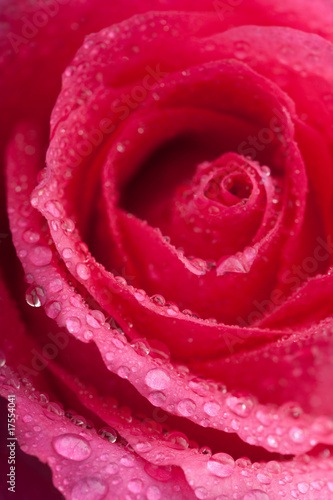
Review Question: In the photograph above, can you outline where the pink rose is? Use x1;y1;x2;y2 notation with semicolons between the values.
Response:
2;0;333;498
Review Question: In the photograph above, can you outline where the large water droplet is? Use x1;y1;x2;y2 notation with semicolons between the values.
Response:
207;453;235;478
25;285;45;307
52;433;91;461
145;368;170;390
71;477;108;500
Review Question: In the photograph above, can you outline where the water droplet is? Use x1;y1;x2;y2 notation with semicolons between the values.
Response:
177;399;196;417
76;263;91;280
84;330;93;341
134;289;146;301
66;317;81;333
71;477;108;500
234;40;249;59
148;391;166;407
242;491;269;500
135;442;152;453
45;200;62;218
49;278;63;293
52;434;91;461
105;462;119;474
28;246;52;266
25;285;45;307
146;486;161;500
23;414;33;423
297;482;309;494
165;431;189;450
22;229;40;243
257;472;272;485
45;301;61;319
226;395;254;417
145;369;170;390
128;479;143;494
207;452;235;478
203;402;220;416
130;339;150;356
117;366;130;379
61;218;75;232
151;294;166;306
98;426;117;443
195;487;208;499
289;426;305;443
86;310;105;328
120;455;135;467
62;248;73;259
256;409;274;426
267;435;278;448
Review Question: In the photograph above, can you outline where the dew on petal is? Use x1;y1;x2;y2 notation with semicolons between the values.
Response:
289;426;305;443
145;368;170;390
28;245;52;266
242;491;269;500
207;452;235;478
146;485;161;500
86;310;105;328
148;391;166;407
66;317;81;333
203;402;220;416
22;229;40;244
25;285;45;307
126;478;143;494
71;477;108;500
52;434;91;461
226;395;254;417
76;263;91;280
98;426;117;443
177;398;196;416
45;301;61;319
135;442;153;453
